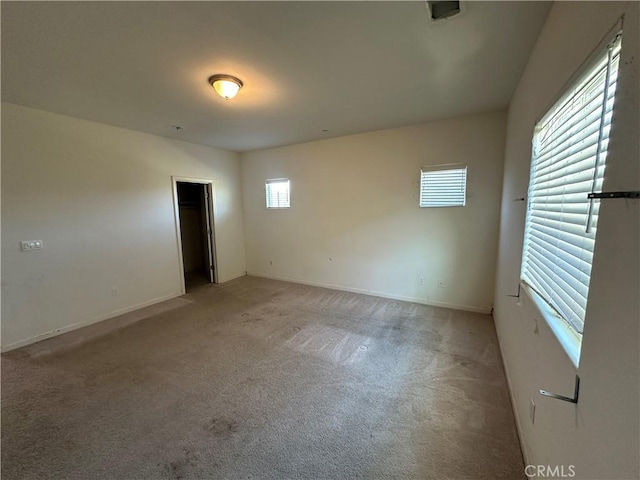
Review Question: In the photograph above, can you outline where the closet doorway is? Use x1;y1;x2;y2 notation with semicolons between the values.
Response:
172;178;217;292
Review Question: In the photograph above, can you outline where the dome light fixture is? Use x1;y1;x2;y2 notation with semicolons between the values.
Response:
209;74;243;100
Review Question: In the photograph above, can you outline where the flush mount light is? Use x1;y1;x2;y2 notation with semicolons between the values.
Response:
209;74;243;100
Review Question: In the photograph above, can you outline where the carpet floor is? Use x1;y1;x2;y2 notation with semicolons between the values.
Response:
1;276;524;479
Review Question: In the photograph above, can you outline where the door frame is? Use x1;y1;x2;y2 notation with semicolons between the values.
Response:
171;176;219;294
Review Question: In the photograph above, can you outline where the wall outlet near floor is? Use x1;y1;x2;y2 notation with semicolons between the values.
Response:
21;240;44;251
437;279;444;288
530;398;536;424
111;287;118;297
419;276;425;285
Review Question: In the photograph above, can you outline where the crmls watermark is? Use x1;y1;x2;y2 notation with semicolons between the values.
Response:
525;465;576;478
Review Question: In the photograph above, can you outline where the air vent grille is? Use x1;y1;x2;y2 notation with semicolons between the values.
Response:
427;1;461;21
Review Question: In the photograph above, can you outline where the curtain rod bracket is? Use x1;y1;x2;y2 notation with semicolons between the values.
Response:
540;375;580;404
588;191;640;199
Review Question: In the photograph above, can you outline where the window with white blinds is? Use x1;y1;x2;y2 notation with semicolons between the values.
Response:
521;34;622;335
419;165;467;208
266;178;290;208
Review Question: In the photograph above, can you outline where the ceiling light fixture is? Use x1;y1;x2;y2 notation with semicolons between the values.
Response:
209;74;243;100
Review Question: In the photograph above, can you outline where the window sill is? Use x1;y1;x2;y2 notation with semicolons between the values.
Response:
520;282;582;368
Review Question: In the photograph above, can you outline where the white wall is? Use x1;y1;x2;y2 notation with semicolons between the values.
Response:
494;2;639;479
1;103;246;350
241;111;506;313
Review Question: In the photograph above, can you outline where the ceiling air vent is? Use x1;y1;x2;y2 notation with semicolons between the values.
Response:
427;1;462;21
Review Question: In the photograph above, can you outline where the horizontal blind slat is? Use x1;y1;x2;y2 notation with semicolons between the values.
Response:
525;254;589;310
420;167;467;207
265;179;291;208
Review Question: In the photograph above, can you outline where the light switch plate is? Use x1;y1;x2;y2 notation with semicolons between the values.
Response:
21;240;44;251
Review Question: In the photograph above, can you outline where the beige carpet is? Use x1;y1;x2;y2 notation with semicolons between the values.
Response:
2;276;524;479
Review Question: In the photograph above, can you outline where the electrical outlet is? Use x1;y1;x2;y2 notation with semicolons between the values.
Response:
437;279;444;288
419;276;425;285
21;240;44;251
111;288;118;297
530;398;536;424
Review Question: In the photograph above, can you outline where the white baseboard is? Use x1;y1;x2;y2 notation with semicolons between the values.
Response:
218;271;248;283
248;272;492;314
1;291;184;353
2;272;490;352
493;313;530;466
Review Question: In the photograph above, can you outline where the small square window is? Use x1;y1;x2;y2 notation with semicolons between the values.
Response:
266;178;290;208
419;165;467;207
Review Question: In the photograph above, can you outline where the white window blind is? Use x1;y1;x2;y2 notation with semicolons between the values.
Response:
521;35;622;335
419;165;467;207
266;179;290;208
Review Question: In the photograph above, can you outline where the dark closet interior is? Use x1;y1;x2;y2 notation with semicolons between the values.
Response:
177;182;212;289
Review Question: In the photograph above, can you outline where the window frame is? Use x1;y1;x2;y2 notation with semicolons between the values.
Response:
419;164;468;208
265;178;291;209
519;29;623;366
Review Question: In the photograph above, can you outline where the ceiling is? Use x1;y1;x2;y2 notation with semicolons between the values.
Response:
1;1;551;152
